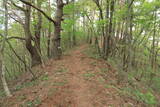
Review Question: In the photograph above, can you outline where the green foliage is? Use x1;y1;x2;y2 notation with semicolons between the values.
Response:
17;95;26;101
52;81;67;86
95;19;108;27
1;0;160;106
83;73;95;78
56;68;68;73
134;90;157;105
83;73;95;81
64;3;75;14
15;85;24;91
0;90;5;98
15;80;39;91
83;45;101;59
0;16;4;25
114;5;128;21
100;68;108;73
40;75;49;81
23;97;41;107
24;80;38;87
62;19;75;31
150;77;160;92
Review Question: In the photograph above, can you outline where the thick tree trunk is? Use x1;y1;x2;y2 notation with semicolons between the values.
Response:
51;24;62;59
50;0;64;59
24;4;42;67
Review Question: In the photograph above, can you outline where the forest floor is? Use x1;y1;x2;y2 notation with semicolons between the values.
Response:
0;45;146;107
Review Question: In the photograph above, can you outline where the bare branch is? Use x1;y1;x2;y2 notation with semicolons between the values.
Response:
0;36;25;42
10;0;26;11
129;0;135;8
19;0;56;25
6;36;25;41
8;13;24;25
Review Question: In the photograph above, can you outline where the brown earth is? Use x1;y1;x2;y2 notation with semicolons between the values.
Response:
0;45;141;107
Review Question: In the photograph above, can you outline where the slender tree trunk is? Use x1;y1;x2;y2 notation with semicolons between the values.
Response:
106;0;114;59
34;0;42;54
47;0;51;58
92;0;104;56
151;11;157;72
48;22;51;58
123;0;133;72
72;0;76;46
103;0;109;58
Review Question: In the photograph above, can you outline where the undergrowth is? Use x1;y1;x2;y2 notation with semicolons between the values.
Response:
85;45;159;106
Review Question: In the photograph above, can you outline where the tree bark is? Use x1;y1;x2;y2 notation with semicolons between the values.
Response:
106;0;114;59
47;0;52;58
50;0;64;59
24;2;42;67
0;0;12;97
72;0;76;46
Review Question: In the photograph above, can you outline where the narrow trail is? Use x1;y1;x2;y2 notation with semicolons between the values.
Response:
40;45;97;107
66;46;93;107
40;45;123;107
2;45;136;107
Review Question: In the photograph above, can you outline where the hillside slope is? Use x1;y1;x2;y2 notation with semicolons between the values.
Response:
1;45;144;107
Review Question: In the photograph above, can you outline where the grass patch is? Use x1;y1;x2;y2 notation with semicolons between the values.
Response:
56;68;68;73
48;88;58;96
40;75;49;81
15;79;39;91
97;77;105;83
22;97;41;107
83;73;95;77
90;61;97;66
24;80;38;87
83;73;96;80
17;95;26;101
0;90;6;98
83;45;101;59
104;84;157;106
52;80;67;86
100;68;108;72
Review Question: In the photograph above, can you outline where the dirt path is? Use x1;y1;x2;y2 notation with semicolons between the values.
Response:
40;45;97;107
66;46;94;107
1;45;136;107
39;45;124;107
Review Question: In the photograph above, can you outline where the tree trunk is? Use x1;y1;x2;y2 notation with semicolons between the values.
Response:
47;0;51;58
123;0;133;72
151;11;157;72
72;0;76;46
0;62;12;97
24;3;42;67
48;22;51;58
0;0;12;97
106;0;114;59
34;0;42;54
50;0;64;59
